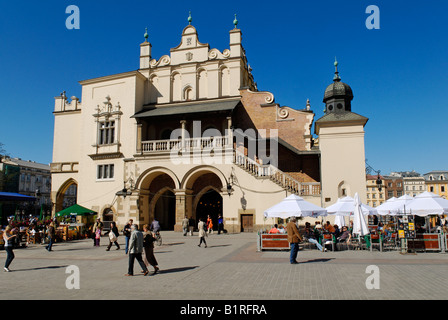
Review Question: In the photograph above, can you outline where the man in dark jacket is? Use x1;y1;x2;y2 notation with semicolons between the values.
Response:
286;217;303;264
123;219;133;254
125;224;149;277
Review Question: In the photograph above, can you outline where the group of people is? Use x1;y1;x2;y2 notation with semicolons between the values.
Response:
3;211;226;275
281;219;355;264
181;214;225;237
121;218;160;276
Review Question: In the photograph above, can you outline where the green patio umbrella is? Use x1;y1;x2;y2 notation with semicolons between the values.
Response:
56;204;96;217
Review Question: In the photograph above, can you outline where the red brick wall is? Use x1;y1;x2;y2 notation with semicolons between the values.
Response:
235;89;314;151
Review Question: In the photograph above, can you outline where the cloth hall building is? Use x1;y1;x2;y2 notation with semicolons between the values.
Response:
51;19;368;232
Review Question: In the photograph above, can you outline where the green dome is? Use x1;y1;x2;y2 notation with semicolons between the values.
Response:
323;81;353;103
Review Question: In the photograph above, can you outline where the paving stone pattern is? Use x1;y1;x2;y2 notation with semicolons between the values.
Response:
1;231;447;300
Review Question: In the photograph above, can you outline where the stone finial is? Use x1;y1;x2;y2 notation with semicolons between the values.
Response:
188;11;192;25
233;14;238;29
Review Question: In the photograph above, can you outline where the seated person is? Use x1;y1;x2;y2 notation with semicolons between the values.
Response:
337;226;351;243
314;221;323;234
278;225;285;234
333;224;341;238
324;221;336;234
415;223;424;234
304;222;326;252
269;224;280;234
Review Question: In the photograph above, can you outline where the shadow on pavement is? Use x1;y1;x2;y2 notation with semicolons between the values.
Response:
10;265;69;272
159;266;199;274
162;242;185;246
205;244;231;248
299;258;334;264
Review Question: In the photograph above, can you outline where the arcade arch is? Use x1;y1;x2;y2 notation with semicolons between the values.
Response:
54;178;78;214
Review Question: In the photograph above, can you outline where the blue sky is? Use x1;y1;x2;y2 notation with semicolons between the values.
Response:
0;0;447;175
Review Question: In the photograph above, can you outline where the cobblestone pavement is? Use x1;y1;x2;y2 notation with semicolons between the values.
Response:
1;231;447;301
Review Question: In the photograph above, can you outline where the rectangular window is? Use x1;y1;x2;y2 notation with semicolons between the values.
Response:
97;164;114;180
442;186;445;192
99;121;115;145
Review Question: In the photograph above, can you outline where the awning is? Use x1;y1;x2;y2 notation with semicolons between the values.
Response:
0;192;36;202
56;204;97;217
132;99;240;118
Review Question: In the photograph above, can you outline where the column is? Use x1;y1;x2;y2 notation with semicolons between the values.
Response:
174;189;193;232
136;123;142;153
180;120;187;150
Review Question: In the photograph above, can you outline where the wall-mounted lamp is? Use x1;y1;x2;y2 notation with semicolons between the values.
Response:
116;177;135;199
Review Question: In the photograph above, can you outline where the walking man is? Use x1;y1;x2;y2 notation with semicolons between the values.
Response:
123;219;133;254
125;224;149;276
286;217;302;264
217;214;224;235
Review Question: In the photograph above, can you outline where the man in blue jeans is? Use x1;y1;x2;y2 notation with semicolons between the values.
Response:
286;217;303;264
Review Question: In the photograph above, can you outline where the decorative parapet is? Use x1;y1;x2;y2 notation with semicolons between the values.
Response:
50;162;79;173
54;92;81;113
150;55;171;68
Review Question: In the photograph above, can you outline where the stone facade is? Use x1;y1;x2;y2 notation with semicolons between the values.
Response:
51;20;368;231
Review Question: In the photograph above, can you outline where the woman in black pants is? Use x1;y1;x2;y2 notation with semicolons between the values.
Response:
106;221;120;251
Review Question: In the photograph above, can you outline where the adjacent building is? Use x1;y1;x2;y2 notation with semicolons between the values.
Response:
0;157;51;206
366;174;386;207
424;171;448;199
383;175;403;200
0;156;56;220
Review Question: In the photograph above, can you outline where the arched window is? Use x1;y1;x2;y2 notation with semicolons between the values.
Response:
171;73;181;102
220;66;230;97
198;69;207;99
184;86;193;101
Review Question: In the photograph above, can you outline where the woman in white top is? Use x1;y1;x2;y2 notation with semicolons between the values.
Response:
3;226;17;272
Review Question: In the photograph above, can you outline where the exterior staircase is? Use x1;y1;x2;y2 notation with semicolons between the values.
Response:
233;150;320;196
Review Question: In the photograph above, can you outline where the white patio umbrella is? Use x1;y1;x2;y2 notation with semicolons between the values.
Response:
376;195;414;216
326;196;377;216
264;194;328;219
352;193;370;236
406;192;448;216
375;197;398;216
334;214;347;227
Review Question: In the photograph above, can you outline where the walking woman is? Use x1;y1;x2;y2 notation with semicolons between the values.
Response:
3;226;17;272
106;221;120;251
198;218;207;248
142;224;159;274
46;222;56;252
206;215;213;234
